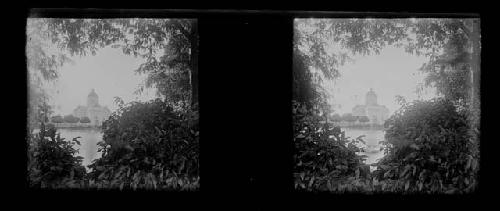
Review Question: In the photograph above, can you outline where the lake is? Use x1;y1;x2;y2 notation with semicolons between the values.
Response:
342;128;386;165
57;128;104;171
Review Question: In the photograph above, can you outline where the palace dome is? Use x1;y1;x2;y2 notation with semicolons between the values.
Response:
365;88;378;106
88;88;98;98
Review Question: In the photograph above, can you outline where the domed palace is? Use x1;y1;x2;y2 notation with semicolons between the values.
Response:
352;88;389;125
73;89;111;126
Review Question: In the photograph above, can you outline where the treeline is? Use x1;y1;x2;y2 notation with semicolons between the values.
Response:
48;115;91;124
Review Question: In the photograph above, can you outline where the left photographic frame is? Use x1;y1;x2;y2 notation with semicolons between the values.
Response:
26;16;199;190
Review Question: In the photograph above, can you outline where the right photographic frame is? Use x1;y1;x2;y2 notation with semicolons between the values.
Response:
292;17;480;193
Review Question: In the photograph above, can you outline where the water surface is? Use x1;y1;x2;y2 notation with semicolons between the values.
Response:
343;128;386;165
57;128;103;171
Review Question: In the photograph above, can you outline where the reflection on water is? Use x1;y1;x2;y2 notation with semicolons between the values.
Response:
57;128;103;171
343;128;386;165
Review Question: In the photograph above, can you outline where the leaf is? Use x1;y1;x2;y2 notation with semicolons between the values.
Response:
400;165;412;177
379;165;389;170
409;143;419;150
471;159;478;171
308;176;315;188
404;152;417;161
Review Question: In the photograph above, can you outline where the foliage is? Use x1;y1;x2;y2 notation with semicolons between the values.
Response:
26;19;72;129
31;18;199;108
330;113;342;122
27;123;87;188
51;115;64;123
414;19;480;110
341;113;357;123
294;18;480;111
63;114;80;123
87;98;199;190
293;101;368;192
79;116;91;123
292;18;480;193
293;45;326;110
373;98;478;193
358;116;370;123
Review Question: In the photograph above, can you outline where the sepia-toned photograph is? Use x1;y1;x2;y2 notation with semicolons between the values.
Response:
293;18;480;193
27;17;199;190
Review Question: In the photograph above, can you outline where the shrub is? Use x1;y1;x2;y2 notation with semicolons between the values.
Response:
373;98;479;193
80;116;91;123
358;116;370;123
293;101;368;192
330;114;342;122
27;123;87;188
63;115;80;123
87;98;199;190
51;115;64;123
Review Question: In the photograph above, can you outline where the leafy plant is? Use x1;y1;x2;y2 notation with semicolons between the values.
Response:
373;98;479;193
87;98;199;190
293;101;368;192
27;123;87;188
51;115;64;123
63;114;80;123
79;116;91;123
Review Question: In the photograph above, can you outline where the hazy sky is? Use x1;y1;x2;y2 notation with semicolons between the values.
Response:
45;46;157;115
324;45;437;115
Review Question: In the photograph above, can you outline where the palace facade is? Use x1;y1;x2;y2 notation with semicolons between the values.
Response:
352;88;389;125
73;89;111;126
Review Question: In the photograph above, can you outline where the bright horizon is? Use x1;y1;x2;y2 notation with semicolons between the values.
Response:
323;45;437;116
43;46;158;116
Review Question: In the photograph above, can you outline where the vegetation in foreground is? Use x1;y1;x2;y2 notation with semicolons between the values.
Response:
292;98;479;193
27;99;200;190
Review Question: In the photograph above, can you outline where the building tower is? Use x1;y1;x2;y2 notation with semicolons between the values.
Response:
365;88;378;106
87;88;99;108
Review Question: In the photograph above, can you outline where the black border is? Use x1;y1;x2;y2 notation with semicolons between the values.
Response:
11;8;494;207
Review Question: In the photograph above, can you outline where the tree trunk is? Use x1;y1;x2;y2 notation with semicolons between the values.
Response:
190;20;199;109
470;19;480;131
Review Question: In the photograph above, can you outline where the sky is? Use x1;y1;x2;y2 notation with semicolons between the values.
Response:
323;45;437;116
44;46;157;115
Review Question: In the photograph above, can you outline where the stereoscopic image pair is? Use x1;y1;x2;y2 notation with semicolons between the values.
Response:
27;13;480;194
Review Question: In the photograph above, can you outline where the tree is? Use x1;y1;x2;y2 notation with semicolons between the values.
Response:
79;116;91;123
374;99;478;193
331;113;342;122
294;18;480;117
33;18;199;109
358;116;370;124
341;113;356;126
28;124;86;188
51;115;64;123
26;19;70;130
88;99;199;190
294;19;409;110
63;115;79;123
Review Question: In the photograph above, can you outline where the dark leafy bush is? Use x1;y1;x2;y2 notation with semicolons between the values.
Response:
373;98;479;193
79;116;91;123
63;115;80;123
51;115;64;123
27;123;87;188
293;101;368;192
87;98;199;190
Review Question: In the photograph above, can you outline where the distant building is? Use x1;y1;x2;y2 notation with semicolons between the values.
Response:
73;89;111;126
352;88;389;125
